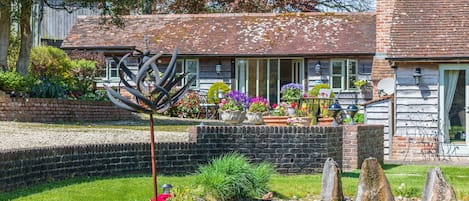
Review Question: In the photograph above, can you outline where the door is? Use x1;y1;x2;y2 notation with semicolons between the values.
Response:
236;58;304;104
439;65;469;156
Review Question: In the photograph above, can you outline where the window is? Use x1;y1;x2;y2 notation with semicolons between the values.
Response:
330;59;357;90
176;59;199;89
106;58;119;81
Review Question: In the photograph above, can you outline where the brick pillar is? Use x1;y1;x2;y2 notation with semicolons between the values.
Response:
343;125;384;172
372;0;397;99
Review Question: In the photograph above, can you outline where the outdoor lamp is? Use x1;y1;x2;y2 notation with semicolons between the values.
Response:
161;184;173;194
328;100;342;126
346;104;358;125
413;68;422;85
315;61;321;74
216;62;222;74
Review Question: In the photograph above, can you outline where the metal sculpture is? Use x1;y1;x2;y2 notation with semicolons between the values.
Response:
105;49;195;201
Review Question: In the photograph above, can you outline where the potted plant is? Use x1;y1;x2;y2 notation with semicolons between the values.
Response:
218;90;249;125
280;83;303;103
290;102;312;126
263;103;289;126
354;79;372;92
308;84;335;126
246;96;269;125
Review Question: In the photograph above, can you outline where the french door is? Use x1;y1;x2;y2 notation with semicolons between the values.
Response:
236;58;304;104
439;65;469;155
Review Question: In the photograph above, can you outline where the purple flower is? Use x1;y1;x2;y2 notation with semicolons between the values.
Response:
280;83;303;93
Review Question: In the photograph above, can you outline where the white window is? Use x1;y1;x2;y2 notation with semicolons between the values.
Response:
106;58;119;81
176;59;199;89
330;59;358;90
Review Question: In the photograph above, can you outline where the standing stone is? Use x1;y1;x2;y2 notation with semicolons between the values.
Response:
355;157;394;201
320;158;344;201
422;167;456;201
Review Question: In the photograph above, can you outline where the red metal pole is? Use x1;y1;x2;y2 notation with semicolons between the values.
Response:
149;113;158;200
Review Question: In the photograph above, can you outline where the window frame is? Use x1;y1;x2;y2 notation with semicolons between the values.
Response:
329;59;358;91
176;58;200;89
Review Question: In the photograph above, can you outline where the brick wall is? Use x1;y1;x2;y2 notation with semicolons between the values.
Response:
0;96;133;122
342;125;384;171
391;135;439;161
0;125;383;192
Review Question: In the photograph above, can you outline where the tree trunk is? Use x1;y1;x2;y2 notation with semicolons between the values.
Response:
0;0;10;71
16;0;32;76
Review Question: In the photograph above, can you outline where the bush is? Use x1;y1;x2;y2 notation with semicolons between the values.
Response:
77;90;108;101
194;153;275;201
344;112;365;124
308;83;335;98
166;91;201;118
207;82;230;104
29;79;68;98
29;46;72;82
0;71;27;91
69;59;98;95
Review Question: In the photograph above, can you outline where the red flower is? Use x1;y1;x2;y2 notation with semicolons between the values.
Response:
291;102;298;109
272;103;277;109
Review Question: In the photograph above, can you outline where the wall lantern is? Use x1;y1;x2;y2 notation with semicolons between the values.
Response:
216;62;222;74
315;61;321;74
413;67;422;85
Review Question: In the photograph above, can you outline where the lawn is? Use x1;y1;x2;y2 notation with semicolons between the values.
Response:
1;164;468;201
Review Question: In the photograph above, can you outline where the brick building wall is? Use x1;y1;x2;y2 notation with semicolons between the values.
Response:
391;135;439;161
342;125;385;171
0;95;133;122
0;125;382;192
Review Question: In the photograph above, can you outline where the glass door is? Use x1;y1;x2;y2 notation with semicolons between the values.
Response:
439;65;469;156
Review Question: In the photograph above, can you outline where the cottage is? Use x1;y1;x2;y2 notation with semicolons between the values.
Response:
61;12;375;105
369;0;469;160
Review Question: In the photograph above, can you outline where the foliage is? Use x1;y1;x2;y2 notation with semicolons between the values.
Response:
77;90;109;101
69;59;98;95
29;46;72;82
194;152;275;201
168;186;197;201
280;83;303;101
0;71;27;91
269;102;287;116
344;113;365;124
248;96;269;113
207;82;230;104
218;90;250;111
354;79;371;88
7;31;20;70
308;83;335;98
29;79;68;98
295;102;309;117
177;91;201;118
395;183;419;199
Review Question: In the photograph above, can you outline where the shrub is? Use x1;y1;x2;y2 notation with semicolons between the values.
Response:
344;112;365;124
69;59;98;95
0;71;27;91
166;90;201;118
194;152;275;201
77;90;108;101
29;46;72;82
308;83;335;98
207;82;230;104
29;79;68;98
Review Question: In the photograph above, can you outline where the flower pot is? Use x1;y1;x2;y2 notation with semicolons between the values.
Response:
246;112;264;125
220;110;246;125
291;117;312;126
318;117;334;126
263;116;289;126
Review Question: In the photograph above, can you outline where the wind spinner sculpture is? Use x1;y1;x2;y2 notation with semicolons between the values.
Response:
105;49;195;201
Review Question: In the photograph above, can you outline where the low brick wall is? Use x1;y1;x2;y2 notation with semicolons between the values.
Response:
391;135;439;161
0;125;383;192
0;95;133;122
342;125;384;171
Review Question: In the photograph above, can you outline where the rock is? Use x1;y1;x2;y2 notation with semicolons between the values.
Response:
421;167;456;201
320;158;344;201
355;157;394;201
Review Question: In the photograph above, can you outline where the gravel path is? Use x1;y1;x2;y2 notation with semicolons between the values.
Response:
0;121;191;151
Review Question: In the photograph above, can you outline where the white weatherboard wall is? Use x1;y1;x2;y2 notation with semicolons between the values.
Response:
394;64;439;138
365;98;392;159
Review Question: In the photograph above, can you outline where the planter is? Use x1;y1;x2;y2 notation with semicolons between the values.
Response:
263;116;289;126
318;117;334;126
246;112;264;125
220;110;246;125
286;107;295;116
291;117;312;126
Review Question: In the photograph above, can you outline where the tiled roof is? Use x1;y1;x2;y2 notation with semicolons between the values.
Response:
62;12;375;56
388;0;469;59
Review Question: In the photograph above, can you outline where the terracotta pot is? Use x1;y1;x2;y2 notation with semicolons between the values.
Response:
263;116;289;126
291;117;312;126
318;117;334;126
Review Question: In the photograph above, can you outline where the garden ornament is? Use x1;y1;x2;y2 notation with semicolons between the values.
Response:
105;49;195;201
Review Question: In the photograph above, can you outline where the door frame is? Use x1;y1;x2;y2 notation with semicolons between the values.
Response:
439;64;469;156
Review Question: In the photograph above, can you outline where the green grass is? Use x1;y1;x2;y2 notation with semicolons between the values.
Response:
1;165;469;201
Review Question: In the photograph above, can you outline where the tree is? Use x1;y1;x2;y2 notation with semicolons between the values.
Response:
0;0;10;71
16;0;32;76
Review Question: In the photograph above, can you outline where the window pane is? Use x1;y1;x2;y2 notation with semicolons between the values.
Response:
188;74;197;87
248;60;257;97
186;60;197;73
332;61;342;74
332;76;342;88
269;59;279;104
259;59;268;98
